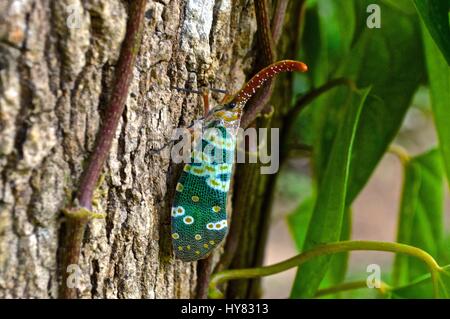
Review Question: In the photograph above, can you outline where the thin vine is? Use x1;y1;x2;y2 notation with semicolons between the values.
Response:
59;0;147;299
209;240;445;298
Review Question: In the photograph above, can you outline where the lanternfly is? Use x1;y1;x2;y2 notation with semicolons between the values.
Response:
171;60;308;262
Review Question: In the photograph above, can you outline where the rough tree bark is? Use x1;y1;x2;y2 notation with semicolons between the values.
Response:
0;0;257;298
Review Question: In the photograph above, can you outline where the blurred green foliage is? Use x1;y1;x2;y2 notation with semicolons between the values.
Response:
280;0;450;298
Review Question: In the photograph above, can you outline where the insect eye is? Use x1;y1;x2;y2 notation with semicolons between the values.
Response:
226;102;236;109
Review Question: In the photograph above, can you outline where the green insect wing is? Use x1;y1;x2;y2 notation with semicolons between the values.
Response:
171;125;236;261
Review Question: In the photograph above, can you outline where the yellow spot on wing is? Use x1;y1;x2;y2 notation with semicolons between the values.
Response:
191;195;200;202
211;179;220;186
183;216;194;224
193;167;205;174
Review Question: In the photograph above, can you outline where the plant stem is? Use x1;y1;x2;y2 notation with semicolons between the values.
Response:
196;255;213;299
388;144;411;165
255;0;276;66
284;78;355;128
59;0;146;299
318;264;450;298
76;2;145;209
315;280;391;298
209;240;442;298
239;0;276;129
271;0;290;44
280;77;354;163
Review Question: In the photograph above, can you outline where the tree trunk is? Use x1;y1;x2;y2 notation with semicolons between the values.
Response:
0;0;256;298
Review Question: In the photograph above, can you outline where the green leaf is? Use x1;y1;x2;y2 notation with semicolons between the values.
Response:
292;3;424;295
293;0;357;146
422;20;450;187
287;195;316;251
393;149;444;287
314;0;425;202
290;88;370;298
321;208;351;288
299;0;356;88
391;265;450;298
436;271;450;298
384;0;420;14
288;200;351;293
413;0;450;66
